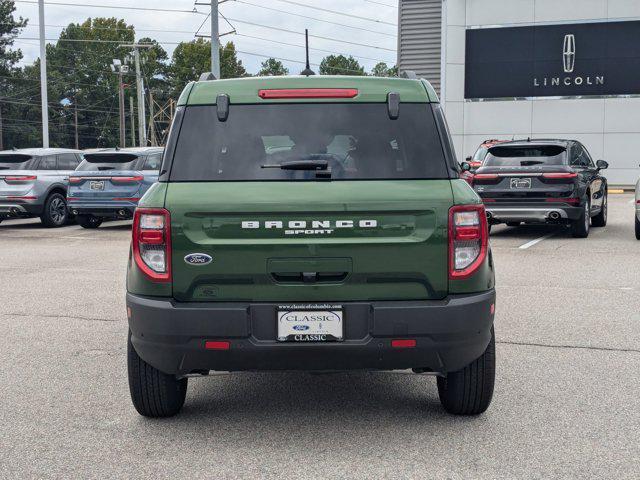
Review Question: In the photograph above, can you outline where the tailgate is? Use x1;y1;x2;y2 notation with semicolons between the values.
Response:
475;171;578;200
69;171;143;201
167;180;453;302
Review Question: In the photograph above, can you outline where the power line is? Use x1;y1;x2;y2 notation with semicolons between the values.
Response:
232;0;395;38
270;0;396;27
14;0;207;15
363;0;397;7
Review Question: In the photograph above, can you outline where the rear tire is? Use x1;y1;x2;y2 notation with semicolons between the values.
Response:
77;215;103;229
437;327;495;415
571;198;591;238
506;222;520;227
635;216;640;240
127;331;187;418
40;193;68;228
591;193;607;227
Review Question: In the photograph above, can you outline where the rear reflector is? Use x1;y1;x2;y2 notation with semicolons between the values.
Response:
113;197;140;202
391;339;416;348
258;88;358;99
6;196;37;200
205;341;230;350
545;197;580;204
490;303;495;315
112;176;143;183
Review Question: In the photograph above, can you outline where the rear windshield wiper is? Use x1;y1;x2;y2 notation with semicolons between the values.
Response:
261;159;328;171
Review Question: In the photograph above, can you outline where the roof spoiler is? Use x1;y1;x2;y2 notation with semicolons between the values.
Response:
399;70;418;79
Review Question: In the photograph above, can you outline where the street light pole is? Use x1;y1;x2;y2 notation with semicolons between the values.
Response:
211;0;220;78
38;0;49;148
120;44;152;147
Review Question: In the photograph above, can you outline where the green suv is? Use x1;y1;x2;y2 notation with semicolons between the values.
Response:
126;75;496;417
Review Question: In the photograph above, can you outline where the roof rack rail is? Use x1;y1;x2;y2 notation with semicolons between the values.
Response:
199;72;217;81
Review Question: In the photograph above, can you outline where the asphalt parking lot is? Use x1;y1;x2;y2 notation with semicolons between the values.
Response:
1;194;638;479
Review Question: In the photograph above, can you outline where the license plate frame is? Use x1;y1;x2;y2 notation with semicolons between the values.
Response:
277;304;344;342
510;177;532;189
89;180;105;191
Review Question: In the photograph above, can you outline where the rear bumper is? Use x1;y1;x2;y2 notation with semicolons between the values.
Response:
67;202;136;218
0;200;42;217
485;203;582;223
127;290;496;377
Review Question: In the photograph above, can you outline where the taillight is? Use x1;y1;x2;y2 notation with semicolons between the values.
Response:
472;173;500;185
449;204;488;279
132;208;171;282
545;197;580;205
68;176;83;184
469;161;482;168
542;172;577;179
112;176;144;183
4;175;36;183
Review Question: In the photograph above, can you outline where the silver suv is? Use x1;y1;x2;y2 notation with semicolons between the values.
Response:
0;148;83;227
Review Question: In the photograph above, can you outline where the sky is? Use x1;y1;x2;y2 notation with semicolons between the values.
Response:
11;0;399;75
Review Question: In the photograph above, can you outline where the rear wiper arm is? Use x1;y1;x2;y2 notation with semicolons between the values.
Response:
261;160;328;171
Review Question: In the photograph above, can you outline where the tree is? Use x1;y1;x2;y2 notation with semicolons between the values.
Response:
319;55;365;76
0;0;28;149
220;42;247;79
258;58;288;76
371;62;398;77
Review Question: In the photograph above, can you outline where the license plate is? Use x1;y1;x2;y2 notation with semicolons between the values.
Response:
277;305;343;342
510;178;531;189
89;180;105;191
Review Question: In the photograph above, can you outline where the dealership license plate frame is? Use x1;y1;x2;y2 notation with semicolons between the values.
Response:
89;180;105;191
277;304;344;342
510;177;532;189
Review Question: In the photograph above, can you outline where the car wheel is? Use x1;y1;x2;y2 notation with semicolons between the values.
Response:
506;222;521;227
591;193;607;227
437;327;495;415
40;193;68;228
77;215;103;229
635;216;640;240
571;198;590;238
127;331;187;418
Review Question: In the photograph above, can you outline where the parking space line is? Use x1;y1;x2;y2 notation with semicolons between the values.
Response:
519;233;556;250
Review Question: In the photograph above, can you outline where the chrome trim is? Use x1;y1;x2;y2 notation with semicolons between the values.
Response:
464;94;640;102
486;207;569;222
0;204;28;214
466;17;640;30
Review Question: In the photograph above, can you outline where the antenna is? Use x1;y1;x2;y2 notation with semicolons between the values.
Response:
300;29;315;76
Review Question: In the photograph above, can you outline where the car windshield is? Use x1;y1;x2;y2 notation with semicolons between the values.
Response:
169;103;449;181
77;153;139;171
484;145;567;167
0;154;33;170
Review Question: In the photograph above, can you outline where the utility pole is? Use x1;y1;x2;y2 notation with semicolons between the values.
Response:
119;43;152;146
211;0;221;78
148;90;156;147
0;104;4;151
129;96;136;147
38;0;49;148
111;59;128;148
73;99;78;149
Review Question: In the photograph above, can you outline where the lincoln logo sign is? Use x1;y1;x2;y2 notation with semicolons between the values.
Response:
465;20;638;99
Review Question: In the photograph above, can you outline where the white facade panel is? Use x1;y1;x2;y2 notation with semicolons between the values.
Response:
464;101;533;135
531;99;605;134
445;64;465;102
465;0;534;26
445;26;466;64
604;98;640;133
534;0;607;23
608;0;640;18
445;101;464;135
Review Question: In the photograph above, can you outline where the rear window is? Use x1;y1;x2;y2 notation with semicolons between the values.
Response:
0;154;33;170
77;153;139;171
169;103;448;181
484;145;567;167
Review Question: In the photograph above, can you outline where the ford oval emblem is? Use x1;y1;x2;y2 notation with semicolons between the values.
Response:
293;325;310;331
184;253;213;266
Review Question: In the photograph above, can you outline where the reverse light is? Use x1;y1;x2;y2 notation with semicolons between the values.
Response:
258;88;358;99
449;204;488;279
132;208;171;282
4;175;36;183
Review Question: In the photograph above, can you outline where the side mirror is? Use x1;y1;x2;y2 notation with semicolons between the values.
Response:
596;159;608;170
460;161;472;172
465;156;472;161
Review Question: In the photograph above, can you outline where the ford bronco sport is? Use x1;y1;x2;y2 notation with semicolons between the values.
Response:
126;75;496;417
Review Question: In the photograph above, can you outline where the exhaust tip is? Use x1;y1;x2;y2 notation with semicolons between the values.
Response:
548;211;561;220
486;211;493;219
72;209;78;215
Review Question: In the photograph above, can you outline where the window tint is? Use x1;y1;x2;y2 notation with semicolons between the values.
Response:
570;144;590;168
0;154;33;170
38;156;57;170
143;153;162;170
485;145;567;167
77;153;139;171
58;154;80;170
170;103;449;181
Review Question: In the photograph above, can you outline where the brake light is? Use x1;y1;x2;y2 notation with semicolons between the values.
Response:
113;197;140;202
258;88;358;99
542;172;578;179
545;197;580;205
4;175;36;183
132;208;171;282
112;176;143;183
469;161;482;168
473;174;499;180
449;204;488;279
68;176;83;184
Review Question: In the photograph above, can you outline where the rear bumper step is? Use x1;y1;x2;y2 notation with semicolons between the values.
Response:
485;204;582;223
127;290;496;377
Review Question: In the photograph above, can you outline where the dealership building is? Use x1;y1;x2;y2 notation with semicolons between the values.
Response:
398;0;640;186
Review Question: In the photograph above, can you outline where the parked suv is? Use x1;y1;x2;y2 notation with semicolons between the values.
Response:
0;148;82;227
67;147;163;228
473;139;608;237
126;76;496;417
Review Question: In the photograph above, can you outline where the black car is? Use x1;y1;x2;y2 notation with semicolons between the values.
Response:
471;139;608;238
